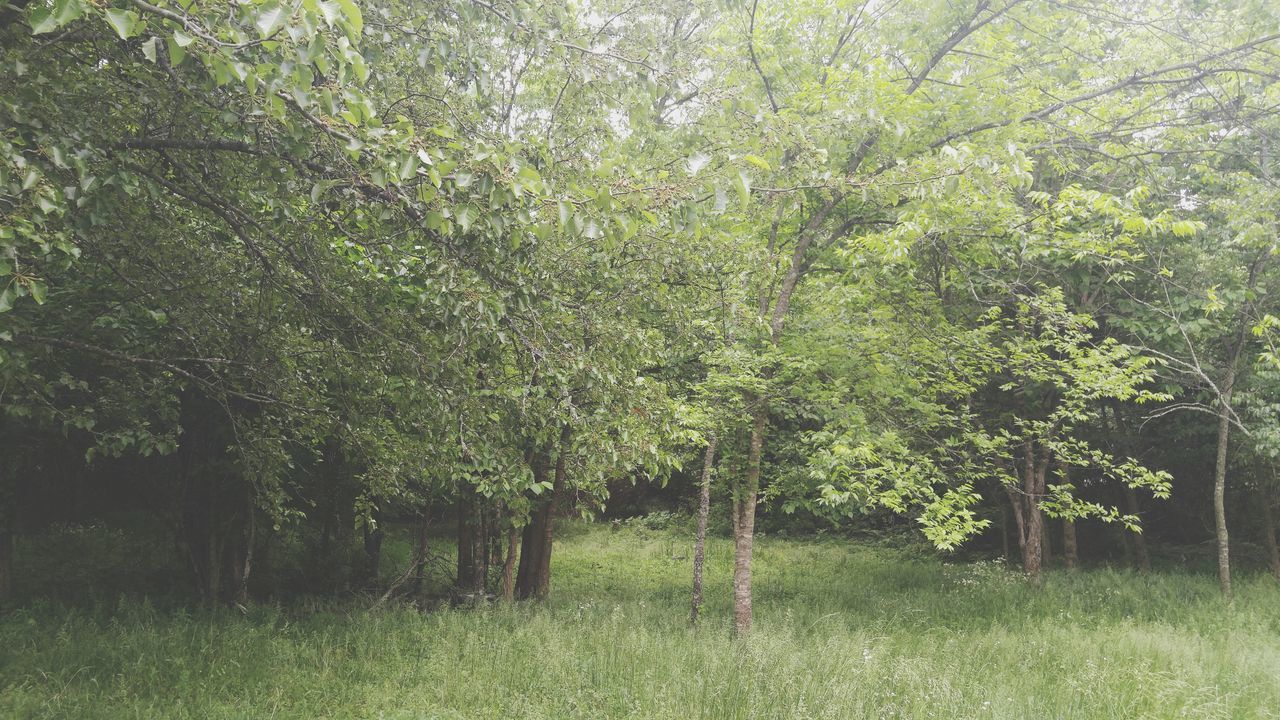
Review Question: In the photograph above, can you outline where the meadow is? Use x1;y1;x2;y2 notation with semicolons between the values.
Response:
2;522;1279;719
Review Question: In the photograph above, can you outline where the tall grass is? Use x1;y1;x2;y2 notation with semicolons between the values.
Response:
2;523;1278;719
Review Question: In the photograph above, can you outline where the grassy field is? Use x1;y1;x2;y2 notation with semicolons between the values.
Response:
2;522;1279;719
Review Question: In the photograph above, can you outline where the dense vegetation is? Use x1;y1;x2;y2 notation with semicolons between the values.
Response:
4;0;1280;714
5;523;1280;719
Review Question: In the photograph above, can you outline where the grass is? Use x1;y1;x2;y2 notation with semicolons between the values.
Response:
3;522;1280;719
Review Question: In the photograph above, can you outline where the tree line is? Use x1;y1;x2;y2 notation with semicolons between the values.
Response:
3;0;1280;630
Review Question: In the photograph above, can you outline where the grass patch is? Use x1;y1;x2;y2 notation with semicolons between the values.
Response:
2;523;1278;718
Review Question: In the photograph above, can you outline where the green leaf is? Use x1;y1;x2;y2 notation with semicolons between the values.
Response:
334;0;362;36
28;279;47;305
735;171;752;208
557;200;572;230
255;3;288;38
28;8;60;34
104;8;139;40
29;0;83;34
315;0;341;27
142;36;160;63
165;36;187;65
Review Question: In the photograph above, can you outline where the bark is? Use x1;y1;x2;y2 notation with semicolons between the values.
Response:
514;506;546;599
1209;249;1264;599
1060;464;1077;570
1123;485;1151;573
515;427;571;600
0;473;11;600
232;501;254;605
1042;514;1053;567
1001;505;1010;563
690;434;718;625
501;525;519;601
455;493;485;594
480;507;491;585
1106;401;1152;573
1020;441;1046;578
0;526;11;601
1062;518;1078;570
488;507;503;569
410;512;430;597
1262;494;1280;583
1118;519;1134;564
1213;362;1236;599
535;426;572;599
335;490;355;592
207;521;222;603
733;410;766;636
362;520;383;587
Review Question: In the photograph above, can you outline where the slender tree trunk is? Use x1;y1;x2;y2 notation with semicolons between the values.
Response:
455;494;484;594
489;507;503;569
234;498;255;605
0;525;11;601
691;434;718;625
410;510;430;597
1019;441;1046;579
207;522;222;604
335;487;356;592
1001;505;1010;563
1106;401;1152;572
1042;516;1053;567
362;521;383;588
1059;463;1077;570
1122;485;1152;573
1118;519;1134;564
733;411;765;636
501;524;518;601
1261;490;1280;583
1213;365;1236;599
1063;518;1078;570
479;507;491;587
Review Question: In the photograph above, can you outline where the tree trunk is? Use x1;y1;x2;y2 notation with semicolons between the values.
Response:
411;511;430;597
1001;505;1010;563
455;494;485;594
515;517;543;599
1262;492;1280;583
1042;514;1053;567
479;507;491;587
501;524;519;601
1019;441;1045;579
1213;367;1236;599
362;520;383;588
232;499;255;605
515;427;571;600
1059;463;1077;570
733;410;766;636
1118;520;1134;564
1063;518;1078;570
207;521;222;604
1123;485;1152;573
1106;400;1151;572
0;525;11;601
535;426;572;600
1;468;13;601
691;434;718;625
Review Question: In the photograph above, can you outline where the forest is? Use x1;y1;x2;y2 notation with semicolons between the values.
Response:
3;0;1280;717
